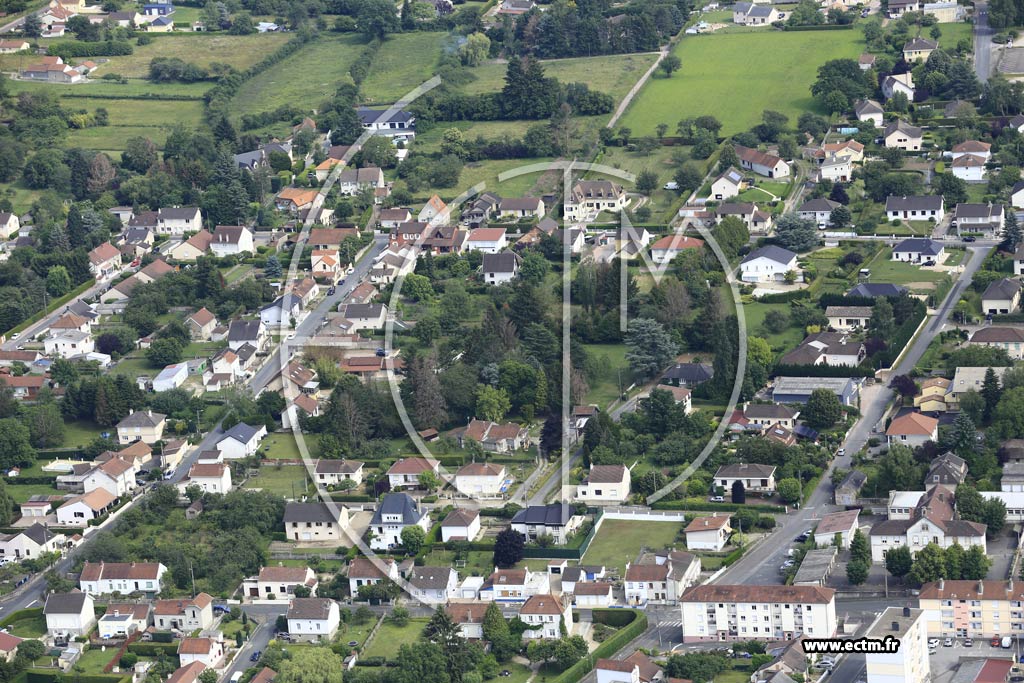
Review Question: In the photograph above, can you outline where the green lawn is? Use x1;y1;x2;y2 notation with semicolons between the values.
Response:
62;419;107;449
228;33;367;123
260;432;310;459
580;344;630;408
742;301;806;353
8;483;62;504
7;78;211;99
463;53;659;107
76;647;117;674
63;95;207;151
863;247;946;288
242;464;310;498
97;33;291;79
111;355;157;380
6;613;46;638
934;21;973;50
361;618;427;659
335;620;375;648
422;549;494;577
359;32;446;104
619;30;864;135
582;520;683;574
402;157;552;200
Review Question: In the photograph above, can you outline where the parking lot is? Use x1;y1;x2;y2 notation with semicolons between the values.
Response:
925;637;1022;681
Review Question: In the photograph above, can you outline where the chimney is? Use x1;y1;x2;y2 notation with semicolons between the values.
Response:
903;606;911;617
1011;579;1015;593
979;580;984;594
891;621;900;632
147;410;152;417
939;578;944;590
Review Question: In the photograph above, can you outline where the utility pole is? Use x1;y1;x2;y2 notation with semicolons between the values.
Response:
189;561;196;598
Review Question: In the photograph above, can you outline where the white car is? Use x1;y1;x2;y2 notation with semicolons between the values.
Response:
928;638;940;648
944;638;954;647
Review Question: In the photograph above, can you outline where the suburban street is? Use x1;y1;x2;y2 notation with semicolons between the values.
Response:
1;279;110;351
713;243;992;586
974;1;993;82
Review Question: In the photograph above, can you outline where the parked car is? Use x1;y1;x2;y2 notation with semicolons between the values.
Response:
250;651;262;662
944;638;954;647
709;495;725;502
964;639;974;647
991;637;1002;647
964;236;977;242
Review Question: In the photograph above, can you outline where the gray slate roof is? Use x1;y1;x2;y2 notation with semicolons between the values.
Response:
741;245;796;266
219;422;262;445
283;502;339;524
44;592;88;614
511;503;572;527
369;493;422;525
983;278;1022;301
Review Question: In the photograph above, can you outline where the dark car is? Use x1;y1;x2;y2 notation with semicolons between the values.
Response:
795;534;808;543
375;348;386;357
250;651;261;662
964;236;977;242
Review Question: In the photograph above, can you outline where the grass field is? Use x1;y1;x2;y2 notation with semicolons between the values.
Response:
360;32;447;104
742;301;806;353
863;247;946;287
581;343;630;408
582;519;682;574
463;53;659;107
8;78;211;99
8;482;62;503
228;33;366;122
361;618;428;659
6;613;46;638
63;97;206;151
402;157;552;200
99;33;291;79
619;30;863;135
243;464;310;497
422;549;493;577
76;647;117;674
62;419;107;449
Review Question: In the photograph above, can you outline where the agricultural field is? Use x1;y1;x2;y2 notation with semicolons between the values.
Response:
97;33;292;79
63;98;206;152
227;33;367;124
619;30;864;136
359;32;448;104
581;519;683;574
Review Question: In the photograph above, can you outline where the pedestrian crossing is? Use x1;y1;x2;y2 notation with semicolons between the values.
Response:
658;620;683;628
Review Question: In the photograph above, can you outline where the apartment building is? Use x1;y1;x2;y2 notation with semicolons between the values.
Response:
679;584;837;642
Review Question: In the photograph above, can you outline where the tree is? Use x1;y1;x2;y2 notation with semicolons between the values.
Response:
46;266;72;298
803;388;842;429
636;169;658;195
659;54;682;77
23;13;41;37
200;671;219;683
673;164;703;195
777;478;801;504
358;0;400;38
869;297;896;341
17;640;45;662
846;559;869;585
774;213;819;252
907;542;947;586
493;528;524;568
664;653;729;682
829;205;852;229
625;318;678;379
731;480;745;504
482;602;516;661
962;544;992;579
146;338;183;367
850;528;870;564
885;544;913;578
400;525;426;555
27;402;64;449
960;389;985;425
460;32;490;66
878;444;921;491
935;172;968;207
264;255;282;279
1003;208;1022;252
0;419;34;470
475;385;510;422
424;606;474;683
982;366;1002;424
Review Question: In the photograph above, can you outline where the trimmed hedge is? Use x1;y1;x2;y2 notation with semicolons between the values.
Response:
1;608;42;627
48;41;133;58
722;546;747;567
783;23;855;30
127;642;179;657
551;611;647;683
591;609;637;627
327;493;374;502
651;500;786;513
59;93;203;101
755;289;811;304
27;673;130;683
817;293;875;309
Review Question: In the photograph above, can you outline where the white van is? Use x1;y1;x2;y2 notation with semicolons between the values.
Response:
230;672;243;683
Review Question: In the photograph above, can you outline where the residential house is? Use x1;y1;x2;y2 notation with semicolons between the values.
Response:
0;41;29;54
446;602;489;639
441;508;482;542
563;181;628;221
44;592;96;639
283;502;349;542
155;207;202;236
347;557;399;598
510;504;582;545
177;638;224;669
926;452;968;488
951;154;987;181
576;465;631;503
685;515;732;551
357;107;416;141
466;228;508;253
287;598;340;642
739;245;798;283
243;566;318;599
947;366;1011;409
312;459;364;488
679;585;838;642
903;37;938;61
407;566;458;605
0;523;63;561
952;140;992;161
595;654;663;683
275;189;319;214
709;167;744;200
743;404;799;430
458;419;530;453
152;593;214;631
498;197;545;220
340;303;387;331
886;411;939;447
714;463;776;493
952;203;1004;236
882;72;916;99
982;278;1022;315
813;509;860;548
913;377;951;412
168;229;213;261
519;595;571;639
311;250;342;283
968;326;1024;359
227;319;268;352
379;208;411;229
152;362;188;393
89;242;122;280
185;308;217;340
78;561;166;595
891;236;945;261
386;457;440;489
854;99;885;126
884;120;924;151
453;462;508;498
574;582;615;608
181;463;231;494
116;410;166;445
83;458;134;498
834;470;867;506
623;551;701;605
848;283;908;298
369;493;430;550
826;305;872;331
649;235;704;264
797;198;841;228
97;603;150;639
732;2;779;23
56;490;116;527
418;194;449;224
735;145;790;178
481;252;521;285
210;225;254;257
779;331;865;367
662;363;714;388
337;167;385;196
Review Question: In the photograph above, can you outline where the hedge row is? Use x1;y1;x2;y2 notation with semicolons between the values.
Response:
327;493;374;502
48;40;133;59
722;546;747;567
782;23;855;30
651;500;786;513
27;672;130;683
817;293;876;309
127;642;179;657
591;609;637;628
59;93;203;102
205;31;315;117
755;289;811;304
550;611;647;683
0;608;42;627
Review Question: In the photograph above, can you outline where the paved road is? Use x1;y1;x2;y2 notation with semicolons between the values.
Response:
713;245;990;586
1;278;113;351
975;1;994;83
